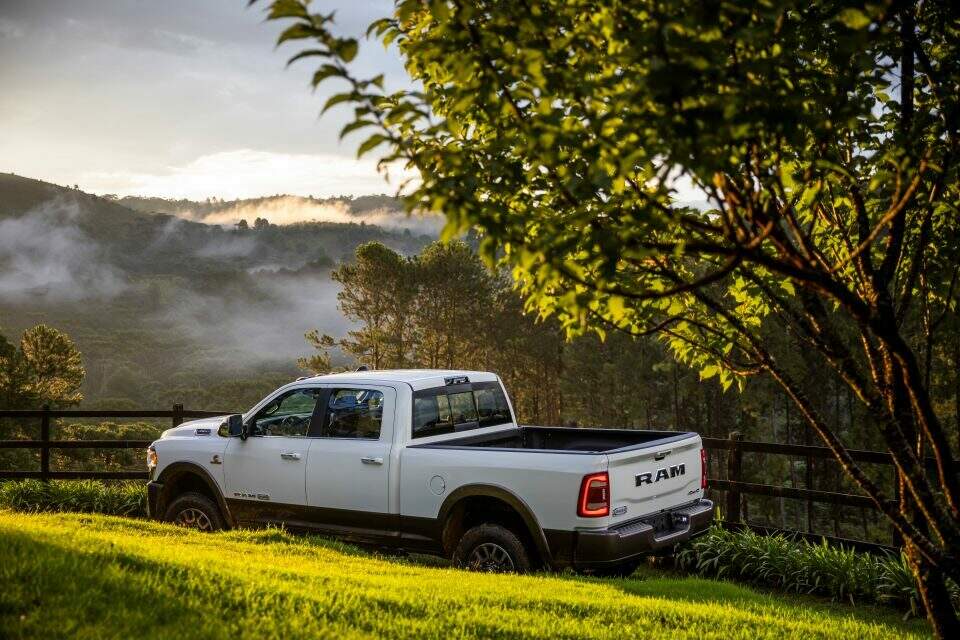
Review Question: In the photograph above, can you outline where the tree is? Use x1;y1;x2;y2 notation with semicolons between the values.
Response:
236;219;249;231
0;325;84;408
332;242;416;368
297;330;336;374
264;0;960;632
413;241;492;368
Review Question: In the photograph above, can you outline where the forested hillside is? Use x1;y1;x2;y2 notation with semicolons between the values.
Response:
0;173;434;409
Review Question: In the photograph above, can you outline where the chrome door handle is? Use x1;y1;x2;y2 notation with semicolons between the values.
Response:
361;456;383;465
280;452;301;461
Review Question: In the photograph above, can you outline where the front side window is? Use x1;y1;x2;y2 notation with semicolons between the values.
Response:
322;388;384;439
250;388;321;437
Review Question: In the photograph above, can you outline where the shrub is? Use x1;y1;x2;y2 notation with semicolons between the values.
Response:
0;479;146;517
676;526;960;615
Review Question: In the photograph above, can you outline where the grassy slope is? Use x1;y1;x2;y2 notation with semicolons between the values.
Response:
0;511;927;640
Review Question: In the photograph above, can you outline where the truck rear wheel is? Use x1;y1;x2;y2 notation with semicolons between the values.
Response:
453;524;532;573
163;492;225;532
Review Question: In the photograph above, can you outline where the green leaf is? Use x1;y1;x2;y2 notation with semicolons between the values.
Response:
700;365;719;380
285;49;331;68
311;64;345;87
337;39;359;63
267;0;309;20
837;9;871;30
277;23;316;45
322;92;354;114
340;119;376;139
357;134;388;157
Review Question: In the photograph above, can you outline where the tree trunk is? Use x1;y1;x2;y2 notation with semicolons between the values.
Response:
905;542;960;637
954;333;960;455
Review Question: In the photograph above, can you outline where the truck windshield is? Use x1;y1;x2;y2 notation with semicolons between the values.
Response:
412;381;512;438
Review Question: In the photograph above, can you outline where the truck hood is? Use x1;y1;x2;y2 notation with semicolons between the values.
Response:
159;416;228;439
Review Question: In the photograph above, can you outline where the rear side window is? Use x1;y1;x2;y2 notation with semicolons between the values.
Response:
474;383;512;427
321;388;384;439
412;382;512;439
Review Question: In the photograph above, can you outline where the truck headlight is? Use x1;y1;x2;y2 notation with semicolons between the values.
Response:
147;446;158;470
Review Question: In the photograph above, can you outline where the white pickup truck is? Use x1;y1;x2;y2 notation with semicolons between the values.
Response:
146;369;713;574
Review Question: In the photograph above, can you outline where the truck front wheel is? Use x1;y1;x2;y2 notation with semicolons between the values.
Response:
163;492;225;532
453;524;532;573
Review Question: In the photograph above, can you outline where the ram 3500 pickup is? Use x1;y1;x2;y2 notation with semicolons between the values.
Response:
146;369;713;574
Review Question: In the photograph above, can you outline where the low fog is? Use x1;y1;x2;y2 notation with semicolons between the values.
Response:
0;199;126;302
175;195;445;236
157;274;351;367
0;196;368;377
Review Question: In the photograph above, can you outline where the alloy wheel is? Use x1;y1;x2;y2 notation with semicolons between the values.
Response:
174;507;213;531
467;542;515;572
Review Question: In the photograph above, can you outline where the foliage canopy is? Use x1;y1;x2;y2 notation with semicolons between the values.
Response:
261;0;959;632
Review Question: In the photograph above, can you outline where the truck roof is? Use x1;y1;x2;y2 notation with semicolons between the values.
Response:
305;369;500;392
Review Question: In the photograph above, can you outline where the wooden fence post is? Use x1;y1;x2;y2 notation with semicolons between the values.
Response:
172;403;184;428
40;404;51;481
726;431;743;523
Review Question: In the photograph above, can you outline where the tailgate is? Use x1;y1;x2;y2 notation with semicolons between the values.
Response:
606;433;703;521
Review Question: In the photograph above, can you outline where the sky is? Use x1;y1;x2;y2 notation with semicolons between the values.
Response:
0;0;411;199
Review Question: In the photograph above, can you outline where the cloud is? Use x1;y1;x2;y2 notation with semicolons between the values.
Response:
82;149;419;201
0;18;24;39
0;199;126;302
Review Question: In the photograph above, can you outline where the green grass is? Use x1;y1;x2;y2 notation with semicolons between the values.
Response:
0;479;146;517
0;510;928;639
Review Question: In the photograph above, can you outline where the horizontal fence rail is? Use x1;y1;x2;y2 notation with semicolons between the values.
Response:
708;478;882;510
0;405;230;481
3;410;949;552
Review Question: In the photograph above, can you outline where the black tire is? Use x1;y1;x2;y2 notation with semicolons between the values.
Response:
452;524;532;573
163;492;226;532
579;558;643;578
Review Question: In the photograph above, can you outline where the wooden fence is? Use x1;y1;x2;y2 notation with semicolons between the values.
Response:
1;409;939;552
703;431;907;553
0;405;226;480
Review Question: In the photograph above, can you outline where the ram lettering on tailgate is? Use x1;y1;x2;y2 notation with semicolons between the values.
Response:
635;464;685;487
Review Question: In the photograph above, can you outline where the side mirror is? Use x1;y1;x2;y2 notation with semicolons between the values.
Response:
225;414;246;440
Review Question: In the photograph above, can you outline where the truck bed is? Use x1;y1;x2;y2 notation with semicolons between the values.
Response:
413;425;695;454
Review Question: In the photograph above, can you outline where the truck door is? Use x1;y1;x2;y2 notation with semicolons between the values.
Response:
305;385;395;539
222;387;321;523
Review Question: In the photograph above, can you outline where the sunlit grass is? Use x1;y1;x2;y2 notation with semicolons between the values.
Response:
0;510;928;639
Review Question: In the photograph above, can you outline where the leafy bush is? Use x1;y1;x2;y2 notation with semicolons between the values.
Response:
0;479;146;517
52;421;163;472
676;526;960;615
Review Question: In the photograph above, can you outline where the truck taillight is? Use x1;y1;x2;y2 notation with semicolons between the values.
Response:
578;472;609;517
700;448;708;490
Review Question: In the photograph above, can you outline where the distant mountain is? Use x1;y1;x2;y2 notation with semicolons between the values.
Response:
115;192;442;236
116;193;406;219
